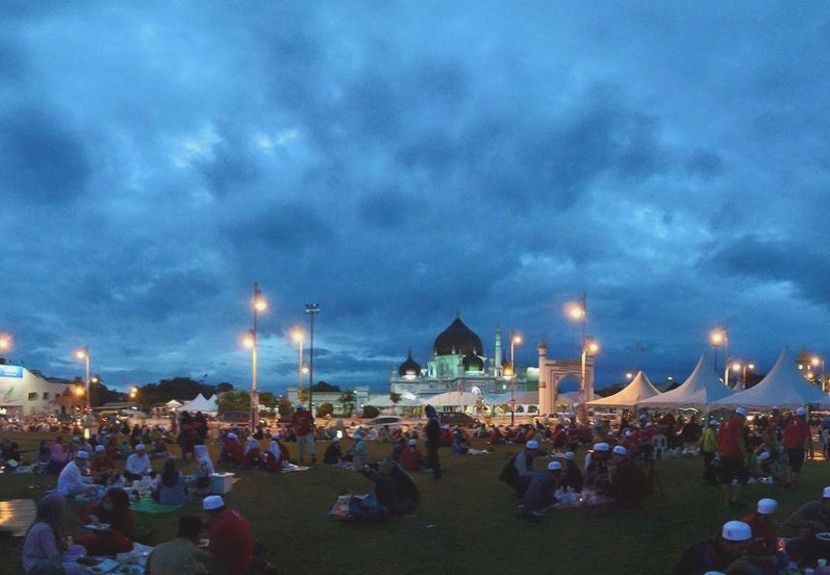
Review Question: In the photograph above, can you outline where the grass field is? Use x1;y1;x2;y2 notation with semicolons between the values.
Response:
1;433;827;574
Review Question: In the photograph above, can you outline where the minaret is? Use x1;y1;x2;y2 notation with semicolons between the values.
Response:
537;338;549;415
494;328;503;375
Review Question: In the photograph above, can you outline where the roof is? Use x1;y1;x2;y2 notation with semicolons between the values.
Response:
397;349;421;377
587;371;660;408
433;315;484;356
640;352;734;409
424;391;482;407
712;348;830;409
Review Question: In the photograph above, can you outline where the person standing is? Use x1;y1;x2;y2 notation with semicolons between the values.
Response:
783;406;813;488
425;405;442;479
699;418;719;486
292;404;316;465
717;407;748;506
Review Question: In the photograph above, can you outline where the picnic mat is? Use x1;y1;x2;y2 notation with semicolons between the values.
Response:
0;499;37;536
129;495;184;514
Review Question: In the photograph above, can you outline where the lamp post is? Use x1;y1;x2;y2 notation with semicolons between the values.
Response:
565;295;591;420
304;303;320;414
291;328;305;399
74;347;91;411
247;282;267;433
508;332;522;425
811;356;826;391
579;337;599;422
709;328;728;385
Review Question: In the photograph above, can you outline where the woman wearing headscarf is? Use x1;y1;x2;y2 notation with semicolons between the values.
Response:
152;459;188;506
23;493;89;574
243;437;261;468
265;437;288;472
194;444;214;495
75;487;134;556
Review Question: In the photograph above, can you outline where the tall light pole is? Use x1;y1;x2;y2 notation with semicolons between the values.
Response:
509;332;522;425
304;303;320;414
709;328;728;385
291;328;305;398
579;337;599;422
74;347;91;411
812;355;825;391
247;282;268;433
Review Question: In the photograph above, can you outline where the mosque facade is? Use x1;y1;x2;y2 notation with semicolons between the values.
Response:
389;315;516;398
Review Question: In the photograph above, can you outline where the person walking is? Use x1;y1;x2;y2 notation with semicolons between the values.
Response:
425;405;442;480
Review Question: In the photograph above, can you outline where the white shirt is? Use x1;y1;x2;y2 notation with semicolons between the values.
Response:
57;461;92;496
125;453;150;476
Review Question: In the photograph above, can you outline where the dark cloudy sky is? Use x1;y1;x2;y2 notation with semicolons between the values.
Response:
2;2;829;393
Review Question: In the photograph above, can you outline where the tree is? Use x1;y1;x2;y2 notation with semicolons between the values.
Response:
389;392;401;405
362;405;379;418
217;391;250;414
259;392;278;410
216;382;234;393
310;381;340;392
338;390;356;416
317;402;334;418
277;398;294;419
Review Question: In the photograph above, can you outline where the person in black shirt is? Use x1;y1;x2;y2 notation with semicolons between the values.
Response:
424;404;442;480
674;520;754;575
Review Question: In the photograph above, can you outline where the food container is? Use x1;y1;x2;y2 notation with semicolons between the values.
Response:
210;472;236;494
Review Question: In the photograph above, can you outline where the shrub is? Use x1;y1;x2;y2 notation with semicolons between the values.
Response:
362;405;380;418
317;402;334;418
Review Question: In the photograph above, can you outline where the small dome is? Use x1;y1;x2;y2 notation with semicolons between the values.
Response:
463;350;484;372
398;349;421;378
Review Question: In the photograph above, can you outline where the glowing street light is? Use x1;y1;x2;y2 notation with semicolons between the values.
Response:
625;372;634;380
709;327;729;387
578;336;600;420
129;386;138;400
73;347;91;411
811;355;826;391
291;328;305;396
0;334;12;351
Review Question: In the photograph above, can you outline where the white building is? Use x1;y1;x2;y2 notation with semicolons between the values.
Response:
0;364;83;417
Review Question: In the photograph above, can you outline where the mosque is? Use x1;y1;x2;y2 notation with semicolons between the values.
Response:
389;314;520;398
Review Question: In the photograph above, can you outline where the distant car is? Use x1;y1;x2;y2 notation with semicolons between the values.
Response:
369;415;404;432
438;412;477;427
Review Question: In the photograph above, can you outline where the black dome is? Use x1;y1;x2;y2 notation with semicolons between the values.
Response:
398;349;421;377
433;315;484;356
463;351;484;372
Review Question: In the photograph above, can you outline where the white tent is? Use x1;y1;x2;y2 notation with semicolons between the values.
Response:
165;399;182;410
587;370;660;408
178;393;218;414
712;348;830;409
640;353;733;409
426;391;481;407
366;395;423;408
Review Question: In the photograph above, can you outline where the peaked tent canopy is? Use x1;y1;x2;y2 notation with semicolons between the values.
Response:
426;391;482;407
587;370;661;408
640;352;734;409
712;348;830;410
178;393;218;414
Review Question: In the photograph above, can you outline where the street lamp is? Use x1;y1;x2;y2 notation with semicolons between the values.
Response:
508;333;522;425
625;372;634;380
73;347;91;411
291;328;305;398
578;336;599;421
247;282;267;432
304;303;320;414
811;356;826;391
129;386;138;400
0;333;12;352
709;328;728;386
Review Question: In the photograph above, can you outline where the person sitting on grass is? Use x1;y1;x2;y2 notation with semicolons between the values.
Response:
193;444;214;496
499;440;543;497
146;514;215;575
57;451;96;498
124;444;152;482
784;486;830;564
89;445;114;483
223;432;245;466
265;437;288;472
22;493;88;575
400;439;421;472
741;498;782;571
452;428;470;455
609;445;650;505
75;487;134;555
362;460;420;517
520;461;563;520
351;435;369;471
562;451;583;493
152;459;188;506
46;436;69;475
203;495;254;575
323;436;343;465
584;443;612;495
150;437;169;459
243;437;261;468
673;520;754;575
117;441;132;460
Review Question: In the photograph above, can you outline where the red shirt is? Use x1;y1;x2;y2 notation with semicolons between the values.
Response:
783;418;810;449
292;411;315;436
717;415;745;458
209;509;253;574
741;511;776;555
400;447;420;472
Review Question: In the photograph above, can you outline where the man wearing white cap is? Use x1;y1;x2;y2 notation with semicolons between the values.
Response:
499;440;542;496
784;486;830;563
124;443;151;481
203;495;253;574
717;407;748;506
291;403;317;465
740;498;779;564
673;520;753;575
57;451;95;497
783;406;813;488
585;443;611;494
562;451;583;492
519;461;563;520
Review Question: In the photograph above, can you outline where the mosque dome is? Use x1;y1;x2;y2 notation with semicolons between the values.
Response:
462;350;485;372
433;315;484;357
398;349;421;378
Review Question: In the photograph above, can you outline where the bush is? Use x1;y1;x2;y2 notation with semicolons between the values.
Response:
277;398;294;419
362;405;379;418
316;402;334;418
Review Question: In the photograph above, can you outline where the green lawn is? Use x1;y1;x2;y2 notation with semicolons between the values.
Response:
1;433;827;574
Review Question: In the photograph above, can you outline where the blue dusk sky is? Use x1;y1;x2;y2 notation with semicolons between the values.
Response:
1;2;829;393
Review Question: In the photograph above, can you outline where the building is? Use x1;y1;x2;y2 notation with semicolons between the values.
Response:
390;314;524;400
286;386;371;416
0;364;85;417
